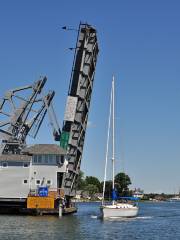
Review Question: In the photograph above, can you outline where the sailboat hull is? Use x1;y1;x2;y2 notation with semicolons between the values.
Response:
101;204;139;218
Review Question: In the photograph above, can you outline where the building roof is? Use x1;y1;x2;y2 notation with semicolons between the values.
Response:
22;144;67;155
0;154;31;161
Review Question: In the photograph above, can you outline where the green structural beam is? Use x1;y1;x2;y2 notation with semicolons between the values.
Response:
60;131;70;150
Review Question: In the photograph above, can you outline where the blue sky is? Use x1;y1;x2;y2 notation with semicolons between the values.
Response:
0;0;180;193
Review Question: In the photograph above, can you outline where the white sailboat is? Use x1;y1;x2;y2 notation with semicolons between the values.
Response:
100;76;139;218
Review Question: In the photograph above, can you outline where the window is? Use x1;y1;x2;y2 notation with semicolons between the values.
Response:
38;155;42;163
48;155;53;163
33;155;37;163
41;155;44;162
23;163;29;168
44;155;48;163
23;179;28;184
2;162;8;168
36;179;41;185
61;155;64;164
56;155;59;164
56;155;64;164
47;180;52;185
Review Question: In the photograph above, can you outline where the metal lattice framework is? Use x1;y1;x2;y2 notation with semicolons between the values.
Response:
61;23;99;196
0;77;60;154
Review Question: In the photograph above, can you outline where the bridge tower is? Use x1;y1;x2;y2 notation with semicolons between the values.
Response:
60;23;99;196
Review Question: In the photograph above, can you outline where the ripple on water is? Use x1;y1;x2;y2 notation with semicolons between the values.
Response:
0;202;179;239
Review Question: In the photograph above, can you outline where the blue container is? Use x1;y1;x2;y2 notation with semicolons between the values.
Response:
38;187;48;197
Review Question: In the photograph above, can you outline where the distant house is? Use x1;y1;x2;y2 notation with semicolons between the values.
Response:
75;190;82;200
0;144;67;199
132;188;144;199
81;191;91;200
94;193;103;200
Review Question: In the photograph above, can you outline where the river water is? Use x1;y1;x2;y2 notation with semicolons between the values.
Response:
0;201;180;239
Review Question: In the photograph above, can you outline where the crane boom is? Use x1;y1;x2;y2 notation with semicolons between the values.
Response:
0;77;57;154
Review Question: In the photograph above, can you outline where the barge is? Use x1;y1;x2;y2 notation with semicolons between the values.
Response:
0;144;77;215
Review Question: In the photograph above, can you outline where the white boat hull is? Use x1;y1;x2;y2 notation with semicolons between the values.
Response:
101;204;139;218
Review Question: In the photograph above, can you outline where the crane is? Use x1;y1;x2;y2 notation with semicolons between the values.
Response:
0;77;61;154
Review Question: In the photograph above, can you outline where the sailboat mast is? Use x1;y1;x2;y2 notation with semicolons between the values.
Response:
102;80;113;205
112;76;115;194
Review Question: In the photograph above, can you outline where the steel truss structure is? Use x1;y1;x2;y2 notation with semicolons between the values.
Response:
61;23;99;196
0;77;60;154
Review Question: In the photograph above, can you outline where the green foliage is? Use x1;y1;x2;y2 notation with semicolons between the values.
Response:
84;184;99;198
76;170;86;190
100;180;112;199
76;171;132;199
114;172;132;196
76;172;101;195
85;176;101;192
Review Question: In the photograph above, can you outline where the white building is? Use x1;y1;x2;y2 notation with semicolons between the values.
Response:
0;144;67;199
132;188;144;199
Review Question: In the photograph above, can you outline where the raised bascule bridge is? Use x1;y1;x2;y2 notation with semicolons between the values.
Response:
0;23;99;215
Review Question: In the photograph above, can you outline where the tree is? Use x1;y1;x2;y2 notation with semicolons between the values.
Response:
84;184;99;199
85;176;101;192
76;170;86;190
100;180;113;200
114;172;132;197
